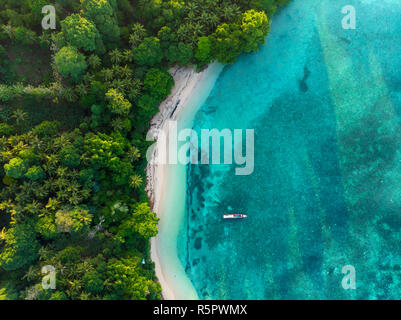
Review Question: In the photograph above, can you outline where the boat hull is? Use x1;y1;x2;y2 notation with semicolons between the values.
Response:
223;214;247;219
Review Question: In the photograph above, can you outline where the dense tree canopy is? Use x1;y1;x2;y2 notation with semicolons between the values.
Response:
143;68;174;100
133;37;163;67
55;46;88;82
81;0;120;45
241;9;270;52
60;14;101;52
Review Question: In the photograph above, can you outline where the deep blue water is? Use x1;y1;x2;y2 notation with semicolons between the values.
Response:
177;0;401;299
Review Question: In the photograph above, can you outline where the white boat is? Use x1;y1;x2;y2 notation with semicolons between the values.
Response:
223;214;247;219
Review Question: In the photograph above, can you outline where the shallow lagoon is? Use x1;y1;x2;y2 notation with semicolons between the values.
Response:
177;0;401;299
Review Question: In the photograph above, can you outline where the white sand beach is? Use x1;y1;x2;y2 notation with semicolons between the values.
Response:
146;62;223;300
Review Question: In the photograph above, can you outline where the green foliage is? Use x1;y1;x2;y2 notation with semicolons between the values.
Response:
0;288;7;300
211;23;243;64
129;23;147;47
88;54;101;69
105;88;131;115
132;203;158;239
28;0;49;23
4;157;27;179
0;45;6;64
60;14;100;52
166;42;193;66
81;0;120;45
208;10;270;64
137;94;160;120
14;27;36;45
55;46;88;82
143;68;174;100
19;148;38;163
35;215;57;240
32;121;60;138
84;131;125;168
252;0;289;14
118;203;158;240
133;37;163;66
129;174;143;189
195;36;213;66
55;207;93;233
241;10;270;53
60;145;81;168
105;257;158;299
0;123;14;136
49;291;68;300
83;270;104;294
25;166;45;181
0;222;40;271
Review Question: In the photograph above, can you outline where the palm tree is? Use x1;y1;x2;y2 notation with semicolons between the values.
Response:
67;280;82;299
131;22;147;36
68;192;83;205
62;88;77;102
75;83;87;96
177;24;190;42
102;68;114;81
130;174;143;189
207;13;220;29
111;65;121;76
189;23;205;45
79;292;92;300
111;79;126;93
34;186;49;199
222;4;240;22
120;65;132;78
127;87;139;100
185;11;197;24
80;188;91;200
88;54;101;69
79;261;94;274
192;22;205;37
109;49;122;65
46;198;60;211
129;34;141;48
111;117;125;132
122;49;133;63
24;201;41;215
53;135;70;149
121;79;133;93
127;146;141;162
22;266;37;282
56;166;68;178
186;2;199;15
199;12;211;26
11;109;28;126
38;246;51;261
129;23;147;47
83;73;94;84
197;11;220;31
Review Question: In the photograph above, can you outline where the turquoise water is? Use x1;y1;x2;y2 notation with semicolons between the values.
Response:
177;0;401;299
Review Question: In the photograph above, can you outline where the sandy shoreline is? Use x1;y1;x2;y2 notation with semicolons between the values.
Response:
146;62;223;300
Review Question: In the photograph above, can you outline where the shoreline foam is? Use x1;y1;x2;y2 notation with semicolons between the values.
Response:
146;62;223;300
